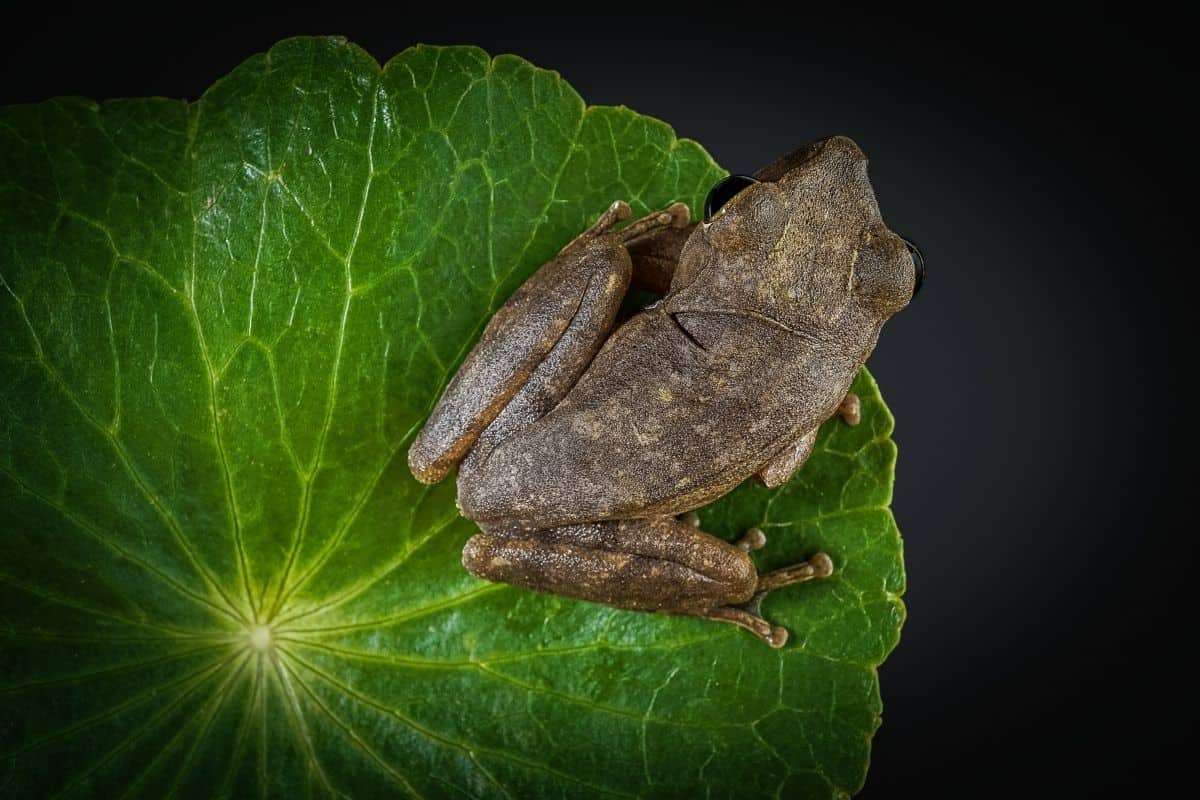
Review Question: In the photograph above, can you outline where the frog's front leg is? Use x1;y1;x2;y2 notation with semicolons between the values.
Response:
756;429;819;488
462;516;833;648
754;390;862;487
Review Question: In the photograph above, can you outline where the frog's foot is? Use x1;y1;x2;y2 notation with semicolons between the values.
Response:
561;200;689;255
703;552;834;649
613;201;690;245
838;392;861;426
558;200;632;253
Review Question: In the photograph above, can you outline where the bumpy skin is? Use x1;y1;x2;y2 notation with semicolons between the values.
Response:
407;135;916;646
462;517;758;614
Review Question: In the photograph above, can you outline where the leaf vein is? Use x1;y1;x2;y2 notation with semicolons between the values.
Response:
284;647;637;800
0;464;244;628
267;71;381;621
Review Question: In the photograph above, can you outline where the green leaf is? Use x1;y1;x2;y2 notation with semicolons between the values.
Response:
0;38;905;799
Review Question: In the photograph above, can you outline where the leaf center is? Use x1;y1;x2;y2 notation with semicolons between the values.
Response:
247;624;274;652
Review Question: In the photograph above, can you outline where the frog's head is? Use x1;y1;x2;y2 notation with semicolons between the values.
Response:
698;135;923;327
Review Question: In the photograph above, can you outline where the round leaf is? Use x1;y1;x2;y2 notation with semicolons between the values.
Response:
0;38;905;798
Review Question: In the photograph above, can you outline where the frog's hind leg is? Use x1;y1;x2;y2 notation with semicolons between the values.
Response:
568;199;693;296
408;201;688;484
627;220;694;295
463;516;757;618
456;203;692;481
462;516;833;648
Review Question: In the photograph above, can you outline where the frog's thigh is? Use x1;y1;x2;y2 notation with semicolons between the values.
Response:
756;428;818;488
462;516;758;614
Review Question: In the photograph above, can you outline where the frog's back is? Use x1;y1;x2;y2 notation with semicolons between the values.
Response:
456;305;859;528
455;135;914;528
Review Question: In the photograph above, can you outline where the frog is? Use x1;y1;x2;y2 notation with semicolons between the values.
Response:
407;135;923;647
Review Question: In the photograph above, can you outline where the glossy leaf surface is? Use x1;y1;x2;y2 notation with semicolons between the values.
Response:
0;39;904;798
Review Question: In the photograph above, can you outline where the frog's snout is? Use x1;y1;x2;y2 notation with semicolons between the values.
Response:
899;235;926;299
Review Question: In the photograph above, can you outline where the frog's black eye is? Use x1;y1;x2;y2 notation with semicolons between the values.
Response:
704;174;759;221
900;235;926;298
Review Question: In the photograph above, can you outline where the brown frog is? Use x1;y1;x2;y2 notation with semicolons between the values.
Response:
408;135;922;647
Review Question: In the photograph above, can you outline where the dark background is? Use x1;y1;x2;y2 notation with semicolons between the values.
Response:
4;7;1184;797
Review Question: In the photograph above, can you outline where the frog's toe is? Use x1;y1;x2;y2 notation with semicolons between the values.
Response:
838;392;861;426
736;527;767;551
756;552;835;594
703;605;790;648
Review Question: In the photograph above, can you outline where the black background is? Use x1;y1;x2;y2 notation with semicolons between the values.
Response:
3;7;1185;797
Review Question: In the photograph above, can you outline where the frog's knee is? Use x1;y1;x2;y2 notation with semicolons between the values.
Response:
455;470;511;523
461;533;503;579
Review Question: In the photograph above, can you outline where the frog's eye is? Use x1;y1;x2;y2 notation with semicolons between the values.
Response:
703;174;759;221
899;235;926;298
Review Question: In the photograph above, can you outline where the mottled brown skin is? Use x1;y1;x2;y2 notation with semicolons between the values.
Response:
408;135;917;647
